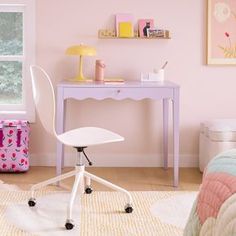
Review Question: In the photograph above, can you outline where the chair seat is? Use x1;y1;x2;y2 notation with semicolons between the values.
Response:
57;127;124;147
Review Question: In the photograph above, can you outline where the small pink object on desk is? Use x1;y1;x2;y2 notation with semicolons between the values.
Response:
56;80;180;187
95;60;105;81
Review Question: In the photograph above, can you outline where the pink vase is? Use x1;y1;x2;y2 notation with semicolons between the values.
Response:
95;60;105;81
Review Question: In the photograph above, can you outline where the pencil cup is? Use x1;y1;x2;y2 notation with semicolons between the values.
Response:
148;69;164;82
158;69;164;81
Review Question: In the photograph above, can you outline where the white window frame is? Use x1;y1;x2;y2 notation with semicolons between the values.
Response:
0;0;35;122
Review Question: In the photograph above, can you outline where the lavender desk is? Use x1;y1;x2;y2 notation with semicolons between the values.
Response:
56;80;180;187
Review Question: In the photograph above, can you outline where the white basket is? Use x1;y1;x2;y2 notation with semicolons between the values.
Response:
199;119;236;172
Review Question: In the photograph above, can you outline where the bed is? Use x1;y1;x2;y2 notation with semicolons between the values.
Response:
184;149;236;236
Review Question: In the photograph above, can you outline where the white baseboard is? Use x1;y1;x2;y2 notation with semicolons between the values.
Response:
30;153;199;167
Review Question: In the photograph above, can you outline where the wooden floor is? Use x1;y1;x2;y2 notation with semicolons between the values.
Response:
0;167;202;191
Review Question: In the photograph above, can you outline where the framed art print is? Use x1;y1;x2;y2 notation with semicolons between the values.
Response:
138;19;154;37
207;0;236;64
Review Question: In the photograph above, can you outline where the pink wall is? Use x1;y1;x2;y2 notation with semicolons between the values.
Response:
30;0;236;167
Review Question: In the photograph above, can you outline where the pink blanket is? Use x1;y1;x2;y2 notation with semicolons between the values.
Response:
184;149;236;236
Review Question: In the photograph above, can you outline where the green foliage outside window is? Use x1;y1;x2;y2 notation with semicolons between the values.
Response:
0;12;23;55
0;61;22;104
0;12;23;104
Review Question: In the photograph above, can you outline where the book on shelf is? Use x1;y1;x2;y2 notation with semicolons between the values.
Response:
147;28;165;38
115;13;134;37
118;22;133;38
104;78;125;84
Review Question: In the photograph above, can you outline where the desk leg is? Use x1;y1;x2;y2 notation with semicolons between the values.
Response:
173;88;180;187
56;87;65;176
163;99;169;170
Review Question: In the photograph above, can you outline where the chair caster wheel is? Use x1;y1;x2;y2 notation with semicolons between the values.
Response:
85;187;93;194
65;220;74;230
28;198;36;207
125;204;133;213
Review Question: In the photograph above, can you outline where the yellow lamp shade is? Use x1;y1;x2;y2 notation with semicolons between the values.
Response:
66;44;96;82
66;45;96;56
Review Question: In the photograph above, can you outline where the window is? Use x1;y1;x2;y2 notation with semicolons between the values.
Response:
0;1;35;121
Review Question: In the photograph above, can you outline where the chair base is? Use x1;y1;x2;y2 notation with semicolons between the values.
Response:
28;164;133;230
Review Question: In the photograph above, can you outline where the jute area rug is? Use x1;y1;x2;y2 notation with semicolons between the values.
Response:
0;182;197;236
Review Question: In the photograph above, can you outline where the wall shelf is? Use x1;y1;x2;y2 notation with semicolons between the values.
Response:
98;29;171;39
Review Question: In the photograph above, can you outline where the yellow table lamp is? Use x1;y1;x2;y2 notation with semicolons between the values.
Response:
66;44;96;82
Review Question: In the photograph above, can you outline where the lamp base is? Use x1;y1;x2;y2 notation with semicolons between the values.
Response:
67;77;93;82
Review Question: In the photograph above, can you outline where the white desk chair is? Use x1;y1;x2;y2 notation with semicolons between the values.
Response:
28;65;133;230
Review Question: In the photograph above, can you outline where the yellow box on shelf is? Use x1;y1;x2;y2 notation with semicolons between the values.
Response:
118;22;133;38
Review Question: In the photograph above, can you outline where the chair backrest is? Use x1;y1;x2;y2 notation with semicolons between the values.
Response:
30;65;57;137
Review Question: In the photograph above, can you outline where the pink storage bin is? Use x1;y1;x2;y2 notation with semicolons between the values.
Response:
0;120;30;172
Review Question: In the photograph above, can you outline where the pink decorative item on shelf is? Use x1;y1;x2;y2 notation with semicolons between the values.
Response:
138;19;154;37
95;59;105;81
0;120;30;172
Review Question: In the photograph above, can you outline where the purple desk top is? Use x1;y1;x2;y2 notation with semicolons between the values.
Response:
57;80;179;88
